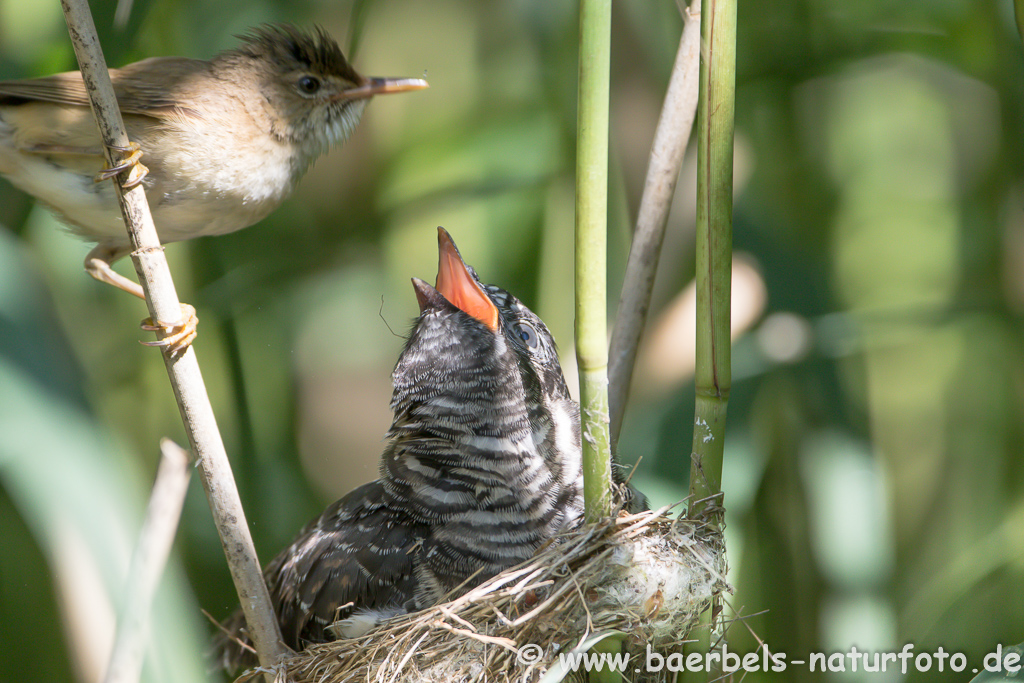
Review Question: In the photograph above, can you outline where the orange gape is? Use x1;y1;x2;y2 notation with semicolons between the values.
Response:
434;228;499;331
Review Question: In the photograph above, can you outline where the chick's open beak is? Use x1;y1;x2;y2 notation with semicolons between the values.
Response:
433;227;498;332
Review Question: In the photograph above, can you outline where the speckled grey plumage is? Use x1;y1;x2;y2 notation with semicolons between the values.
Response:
216;240;588;671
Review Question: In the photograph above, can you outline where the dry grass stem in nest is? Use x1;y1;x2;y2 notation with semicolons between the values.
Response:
246;506;728;683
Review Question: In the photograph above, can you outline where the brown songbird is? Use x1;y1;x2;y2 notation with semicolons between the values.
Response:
0;24;427;352
215;228;588;671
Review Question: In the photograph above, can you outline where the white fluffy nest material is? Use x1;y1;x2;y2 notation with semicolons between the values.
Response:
256;506;729;683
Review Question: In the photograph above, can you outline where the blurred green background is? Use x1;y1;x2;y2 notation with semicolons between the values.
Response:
1;0;1023;680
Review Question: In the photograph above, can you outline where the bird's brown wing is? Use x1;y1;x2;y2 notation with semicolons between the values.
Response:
0;57;204;117
0;58;206;162
216;480;426;672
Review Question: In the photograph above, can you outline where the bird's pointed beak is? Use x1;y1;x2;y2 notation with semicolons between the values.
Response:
431;227;499;332
334;76;429;101
412;277;444;312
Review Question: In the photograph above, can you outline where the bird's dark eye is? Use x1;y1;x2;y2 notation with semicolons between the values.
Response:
297;76;321;94
516;322;539;349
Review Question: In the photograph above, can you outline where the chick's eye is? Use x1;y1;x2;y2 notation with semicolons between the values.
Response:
516;323;539;349
297;76;321;94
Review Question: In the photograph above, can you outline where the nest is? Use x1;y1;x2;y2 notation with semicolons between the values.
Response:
256;506;729;683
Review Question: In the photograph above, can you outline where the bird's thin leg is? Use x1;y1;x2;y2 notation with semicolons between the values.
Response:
95;141;149;189
84;242;199;356
85;242;144;298
22;141;146;189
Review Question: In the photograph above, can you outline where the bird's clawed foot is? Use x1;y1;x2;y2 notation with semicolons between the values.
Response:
140;303;198;357
95;141;150;189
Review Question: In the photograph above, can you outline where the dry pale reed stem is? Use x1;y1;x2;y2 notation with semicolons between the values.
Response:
103;440;191;683
57;1;289;676
608;0;702;446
